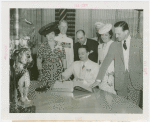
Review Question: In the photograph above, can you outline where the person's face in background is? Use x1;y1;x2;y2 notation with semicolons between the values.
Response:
76;31;86;45
46;31;55;42
58;22;68;35
101;32;111;43
115;26;128;42
78;48;89;61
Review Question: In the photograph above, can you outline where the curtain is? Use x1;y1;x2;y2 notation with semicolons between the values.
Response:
75;9;93;42
91;9;117;40
115;9;139;38
41;9;55;44
75;9;143;41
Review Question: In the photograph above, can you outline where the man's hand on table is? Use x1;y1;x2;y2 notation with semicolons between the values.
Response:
90;79;101;88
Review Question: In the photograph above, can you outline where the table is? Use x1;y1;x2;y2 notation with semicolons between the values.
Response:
28;81;142;113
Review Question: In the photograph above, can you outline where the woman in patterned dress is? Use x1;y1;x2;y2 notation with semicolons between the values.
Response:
35;22;66;92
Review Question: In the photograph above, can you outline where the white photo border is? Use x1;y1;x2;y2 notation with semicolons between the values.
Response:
1;1;149;121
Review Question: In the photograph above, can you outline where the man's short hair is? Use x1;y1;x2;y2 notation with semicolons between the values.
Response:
114;21;129;31
59;20;68;26
76;29;85;36
78;45;90;52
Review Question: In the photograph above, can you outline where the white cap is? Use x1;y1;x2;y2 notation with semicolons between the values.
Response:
98;24;112;34
95;22;105;29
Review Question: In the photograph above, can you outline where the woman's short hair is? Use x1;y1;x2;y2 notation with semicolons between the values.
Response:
108;29;113;39
78;45;90;52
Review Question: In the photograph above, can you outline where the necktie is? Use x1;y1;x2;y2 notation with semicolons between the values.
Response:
123;40;127;50
82;64;85;69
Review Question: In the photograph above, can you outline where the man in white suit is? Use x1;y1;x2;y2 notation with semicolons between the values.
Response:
55;20;74;68
62;45;99;87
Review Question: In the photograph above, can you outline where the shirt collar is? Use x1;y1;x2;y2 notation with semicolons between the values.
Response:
59;33;67;37
122;35;131;44
81;59;89;66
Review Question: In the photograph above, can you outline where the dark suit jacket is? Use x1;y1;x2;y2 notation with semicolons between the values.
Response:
74;38;98;63
96;38;143;91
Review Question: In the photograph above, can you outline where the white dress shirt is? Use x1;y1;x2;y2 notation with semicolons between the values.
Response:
122;35;131;71
83;39;87;45
62;59;99;86
55;33;74;68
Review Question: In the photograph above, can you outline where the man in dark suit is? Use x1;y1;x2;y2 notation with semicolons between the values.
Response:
74;30;98;63
90;21;143;106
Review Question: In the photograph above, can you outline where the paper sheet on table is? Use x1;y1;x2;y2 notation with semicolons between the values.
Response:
52;81;74;92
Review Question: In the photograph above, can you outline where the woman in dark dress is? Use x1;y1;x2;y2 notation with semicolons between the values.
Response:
35;22;66;92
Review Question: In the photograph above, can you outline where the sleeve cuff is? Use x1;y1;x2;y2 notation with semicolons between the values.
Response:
96;79;101;82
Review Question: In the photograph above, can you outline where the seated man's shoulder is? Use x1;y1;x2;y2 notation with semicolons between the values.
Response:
88;60;99;67
74;61;81;65
70;61;81;68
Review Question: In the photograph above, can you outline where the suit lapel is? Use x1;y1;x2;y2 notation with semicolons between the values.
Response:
86;39;89;47
118;42;124;64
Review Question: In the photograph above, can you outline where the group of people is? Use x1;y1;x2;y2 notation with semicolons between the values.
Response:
35;20;143;107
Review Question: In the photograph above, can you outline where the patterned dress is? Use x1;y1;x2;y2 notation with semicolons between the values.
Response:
37;40;66;87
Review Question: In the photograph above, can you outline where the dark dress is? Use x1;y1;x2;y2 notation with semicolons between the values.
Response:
37;40;66;87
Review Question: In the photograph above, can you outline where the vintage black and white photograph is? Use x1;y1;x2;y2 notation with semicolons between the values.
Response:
1;1;149;121
9;8;143;113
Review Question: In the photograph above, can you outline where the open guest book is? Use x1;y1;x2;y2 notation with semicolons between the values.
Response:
52;80;93;93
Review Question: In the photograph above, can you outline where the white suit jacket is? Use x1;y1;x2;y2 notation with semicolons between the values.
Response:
62;59;99;86
55;33;74;68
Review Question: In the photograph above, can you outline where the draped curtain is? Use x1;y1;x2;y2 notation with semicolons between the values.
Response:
75;9;93;42
75;9;143;42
